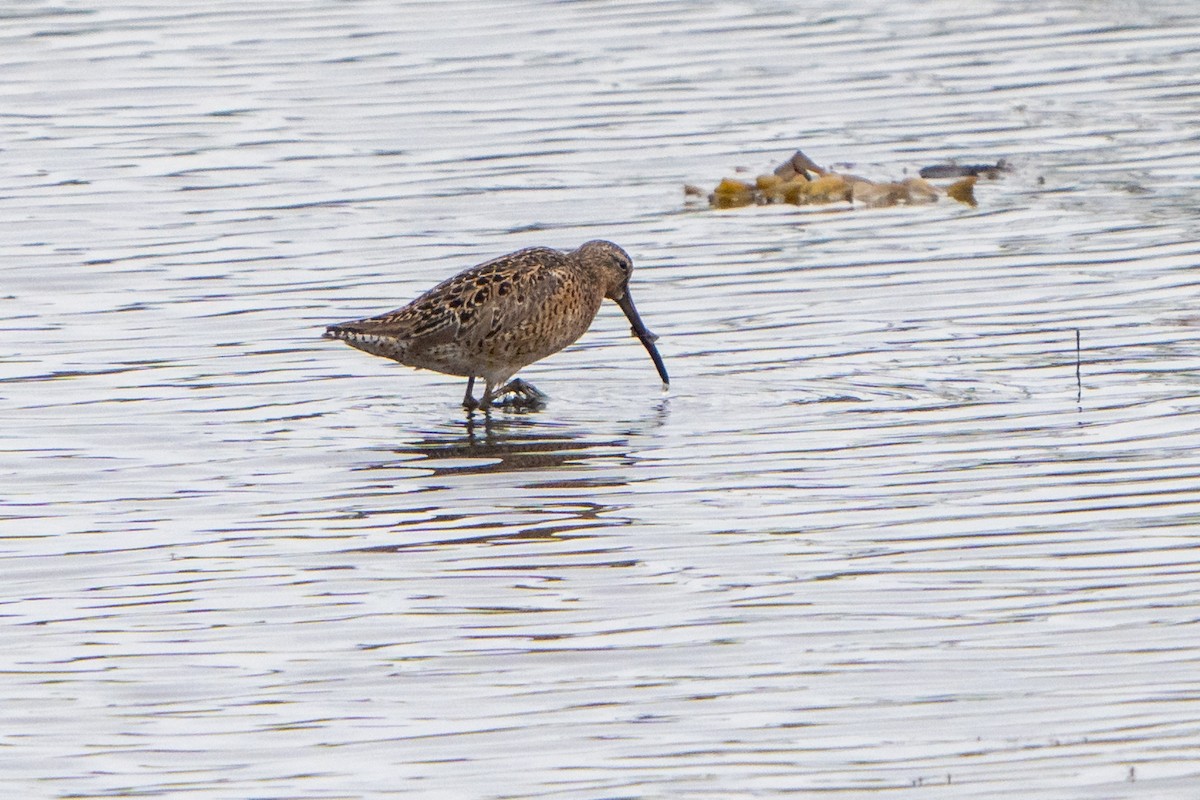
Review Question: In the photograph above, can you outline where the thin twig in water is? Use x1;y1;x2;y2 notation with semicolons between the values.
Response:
1075;329;1082;404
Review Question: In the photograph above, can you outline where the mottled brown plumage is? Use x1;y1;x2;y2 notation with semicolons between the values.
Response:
324;240;669;410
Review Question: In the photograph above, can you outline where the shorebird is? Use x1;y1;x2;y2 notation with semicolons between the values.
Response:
324;240;669;410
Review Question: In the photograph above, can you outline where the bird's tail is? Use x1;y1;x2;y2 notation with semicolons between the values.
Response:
322;321;407;361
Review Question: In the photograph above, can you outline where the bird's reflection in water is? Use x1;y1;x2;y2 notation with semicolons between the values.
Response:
400;412;602;476
347;405;670;553
370;398;672;479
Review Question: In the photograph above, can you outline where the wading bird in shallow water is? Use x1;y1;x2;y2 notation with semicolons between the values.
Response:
324;240;669;410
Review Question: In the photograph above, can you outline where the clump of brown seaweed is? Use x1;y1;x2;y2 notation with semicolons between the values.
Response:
686;150;1009;210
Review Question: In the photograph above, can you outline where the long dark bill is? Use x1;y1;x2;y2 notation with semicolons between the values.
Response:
615;289;670;387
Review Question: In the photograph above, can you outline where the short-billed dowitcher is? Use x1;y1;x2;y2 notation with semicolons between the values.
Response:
324;240;669;410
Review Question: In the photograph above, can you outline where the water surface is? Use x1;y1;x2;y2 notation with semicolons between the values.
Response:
3;1;1200;797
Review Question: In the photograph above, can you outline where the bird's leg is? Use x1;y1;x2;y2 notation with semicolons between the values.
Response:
478;378;496;411
462;376;479;410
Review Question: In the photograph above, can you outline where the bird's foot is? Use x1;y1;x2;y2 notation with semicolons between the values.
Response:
490;378;548;410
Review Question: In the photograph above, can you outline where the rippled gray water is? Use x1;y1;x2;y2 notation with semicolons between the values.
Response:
4;1;1200;797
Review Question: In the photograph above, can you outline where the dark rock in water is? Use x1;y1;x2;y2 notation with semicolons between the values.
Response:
773;150;824;181
919;159;1010;179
